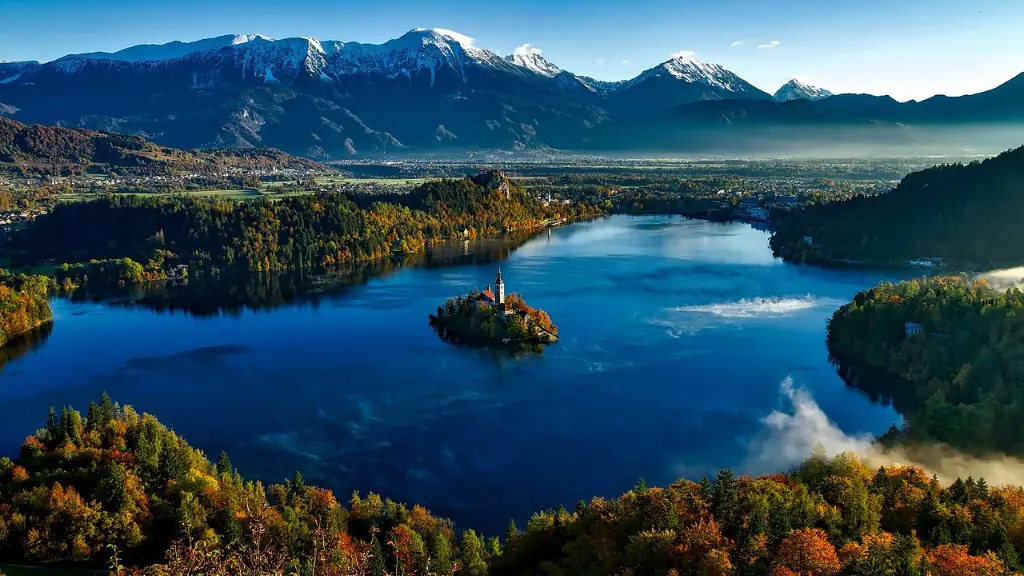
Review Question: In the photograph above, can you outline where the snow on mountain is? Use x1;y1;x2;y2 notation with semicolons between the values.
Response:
323;28;522;85
625;52;748;92
224;37;333;82
66;34;273;63
505;44;561;78
774;78;833;101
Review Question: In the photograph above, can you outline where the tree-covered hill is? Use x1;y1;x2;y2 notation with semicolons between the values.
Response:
828;276;1024;456
2;397;1023;575
0;116;325;176
11;172;601;274
771;146;1024;267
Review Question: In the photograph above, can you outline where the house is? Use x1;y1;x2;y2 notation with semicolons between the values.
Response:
905;322;924;336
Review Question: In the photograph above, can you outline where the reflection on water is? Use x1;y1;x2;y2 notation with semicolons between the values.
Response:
71;234;536;317
0;323;52;375
0;215;904;534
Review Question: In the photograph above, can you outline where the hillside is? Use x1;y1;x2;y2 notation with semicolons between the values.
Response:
828;276;1024;455
1;398;1023;575
11;171;602;273
771;145;1024;266
0;116;324;175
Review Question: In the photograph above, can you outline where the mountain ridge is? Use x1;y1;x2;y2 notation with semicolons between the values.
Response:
2;28;1023;158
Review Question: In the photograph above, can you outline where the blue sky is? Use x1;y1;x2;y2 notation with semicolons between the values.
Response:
2;0;1022;101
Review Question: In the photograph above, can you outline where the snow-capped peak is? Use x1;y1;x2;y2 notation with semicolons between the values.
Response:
505;44;561;78
623;51;744;92
774;78;833;101
410;28;476;48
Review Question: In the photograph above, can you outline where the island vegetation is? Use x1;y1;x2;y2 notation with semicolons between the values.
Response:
430;270;558;350
827;275;1024;456
770;145;1024;268
9;172;601;278
2;398;1024;575
0;269;53;348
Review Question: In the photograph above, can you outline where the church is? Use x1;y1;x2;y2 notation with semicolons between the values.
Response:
476;267;507;312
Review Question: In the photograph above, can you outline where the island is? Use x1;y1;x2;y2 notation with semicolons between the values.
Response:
429;267;558;350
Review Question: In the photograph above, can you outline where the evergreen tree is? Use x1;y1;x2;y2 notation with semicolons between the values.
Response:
216;451;233;476
503;519;520;553
458;530;487;576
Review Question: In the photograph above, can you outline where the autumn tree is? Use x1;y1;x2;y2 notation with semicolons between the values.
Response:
773;528;841;576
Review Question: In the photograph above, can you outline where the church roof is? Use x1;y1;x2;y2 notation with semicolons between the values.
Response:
479;289;495;302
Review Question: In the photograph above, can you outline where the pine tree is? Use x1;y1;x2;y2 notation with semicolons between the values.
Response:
503;519;520;554
216;451;233;476
45;406;59;443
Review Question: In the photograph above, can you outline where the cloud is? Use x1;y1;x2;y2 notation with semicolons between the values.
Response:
670;50;698;60
757;40;782;50
746;377;1024;486
595;58;605;66
621;59;630;65
513;43;542;57
730;40;744;48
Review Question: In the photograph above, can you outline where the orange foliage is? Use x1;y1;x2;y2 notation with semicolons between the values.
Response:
11;466;29;482
773;528;841;576
926;544;1004;576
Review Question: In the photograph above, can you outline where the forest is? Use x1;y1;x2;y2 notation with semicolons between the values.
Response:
11;172;601;275
0;269;53;347
827;276;1024;456
2;397;1024;576
770;146;1024;266
0;116;323;176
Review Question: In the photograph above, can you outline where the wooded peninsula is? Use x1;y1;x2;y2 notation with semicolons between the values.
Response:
828;276;1024;457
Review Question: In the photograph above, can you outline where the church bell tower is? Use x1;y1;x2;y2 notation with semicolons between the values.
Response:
495;266;505;305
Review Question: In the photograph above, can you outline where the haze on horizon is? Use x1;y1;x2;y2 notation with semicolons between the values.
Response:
2;0;1023;102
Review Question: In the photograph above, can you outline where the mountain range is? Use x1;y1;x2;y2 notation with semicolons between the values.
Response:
1;28;1023;158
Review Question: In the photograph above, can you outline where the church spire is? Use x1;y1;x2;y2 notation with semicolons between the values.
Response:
495;266;505;305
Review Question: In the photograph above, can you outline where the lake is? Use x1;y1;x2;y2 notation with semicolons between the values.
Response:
0;215;902;533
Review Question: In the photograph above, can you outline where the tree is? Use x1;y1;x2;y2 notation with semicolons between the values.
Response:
503;519;520;553
216;451;233;476
429;530;453;576
457;530;488;576
773;528;841;576
370;534;386;576
926;544;1004;576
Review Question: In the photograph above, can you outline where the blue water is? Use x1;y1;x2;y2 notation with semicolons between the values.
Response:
0;215;902;533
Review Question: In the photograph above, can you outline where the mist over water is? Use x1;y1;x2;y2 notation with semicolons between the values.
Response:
751;378;1024;486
